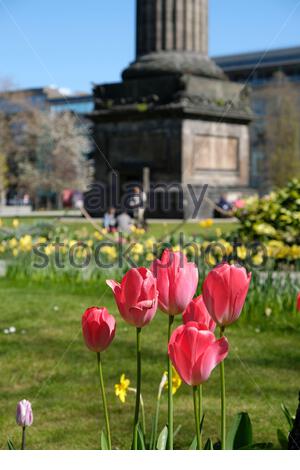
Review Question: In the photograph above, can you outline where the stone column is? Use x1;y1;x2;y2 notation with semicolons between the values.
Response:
136;0;208;57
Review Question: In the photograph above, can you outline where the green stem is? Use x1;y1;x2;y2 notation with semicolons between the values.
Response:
219;326;226;450
167;315;174;450
193;386;201;450
152;392;161;449
97;352;112;450
21;426;26;450
140;393;146;436
133;327;142;450
198;384;203;450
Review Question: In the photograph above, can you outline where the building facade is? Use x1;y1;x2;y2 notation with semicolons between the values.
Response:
215;46;300;190
0;86;93;115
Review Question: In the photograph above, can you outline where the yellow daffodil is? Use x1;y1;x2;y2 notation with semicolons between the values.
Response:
252;253;264;266
19;235;32;252
45;244;55;256
164;366;182;395
12;248;19;257
115;374;130;403
9;238;18;249
12;219;19;229
199;219;214;229
146;252;155;262
237;245;247;260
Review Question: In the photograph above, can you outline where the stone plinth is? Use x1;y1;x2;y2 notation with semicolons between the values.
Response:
89;0;253;219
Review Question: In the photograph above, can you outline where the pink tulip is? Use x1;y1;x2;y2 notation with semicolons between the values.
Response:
183;295;216;332
16;400;33;427
202;263;251;327
82;307;116;352
106;267;158;328
297;293;300;312
151;249;198;316
168;322;229;386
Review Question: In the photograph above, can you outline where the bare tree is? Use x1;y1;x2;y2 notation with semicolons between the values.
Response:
16;109;93;208
0;78;94;208
264;72;300;187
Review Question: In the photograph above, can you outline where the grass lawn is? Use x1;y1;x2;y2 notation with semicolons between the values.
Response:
0;216;237;240
0;279;299;450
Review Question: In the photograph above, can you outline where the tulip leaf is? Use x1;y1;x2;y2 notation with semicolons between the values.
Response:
7;438;15;450
277;429;289;449
174;425;182;440
100;430;108;450
156;425;168;450
189;436;197;450
204;438;214;450
241;442;273;450
189;415;205;450
137;423;146;450
281;403;295;430
149;415;156;450
226;412;253;450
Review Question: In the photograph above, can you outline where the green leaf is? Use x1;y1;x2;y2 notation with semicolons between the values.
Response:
277;429;289;449
149;415;156;450
242;442;273;450
7;438;15;450
137;423;146;450
156;425;168;450
189;436;197;450
204;438;214;450
174;425;182;440
226;412;253;450
189;415;205;450
100;430;108;450
200;413;205;433
281;403;295;430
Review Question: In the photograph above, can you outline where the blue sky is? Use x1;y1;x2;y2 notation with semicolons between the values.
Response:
0;0;300;92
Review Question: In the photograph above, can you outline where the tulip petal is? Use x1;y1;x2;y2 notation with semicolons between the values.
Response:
172;262;198;313
197;336;229;384
122;269;144;306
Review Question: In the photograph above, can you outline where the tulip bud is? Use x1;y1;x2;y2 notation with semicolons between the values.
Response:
82;307;116;352
202;263;251;327
297;293;300;313
107;267;158;328
168;322;229;386
16;400;33;427
183;295;216;332
151;249;198;316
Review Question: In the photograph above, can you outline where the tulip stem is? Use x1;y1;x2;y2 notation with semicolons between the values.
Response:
152;392;161;449
193;386;201;450
97;352;112;450
167;315;175;450
219;326;226;450
133;327;142;450
198;384;203;449
21;426;26;450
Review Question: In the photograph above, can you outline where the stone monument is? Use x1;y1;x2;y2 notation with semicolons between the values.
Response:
90;0;252;218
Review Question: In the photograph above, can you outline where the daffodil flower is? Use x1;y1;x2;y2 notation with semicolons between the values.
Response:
164;366;182;395
114;374;130;403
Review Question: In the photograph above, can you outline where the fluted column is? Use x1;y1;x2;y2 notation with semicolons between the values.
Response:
136;0;208;57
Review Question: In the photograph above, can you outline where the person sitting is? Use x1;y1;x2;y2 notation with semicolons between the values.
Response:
116;210;132;234
214;194;233;218
103;207;117;233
